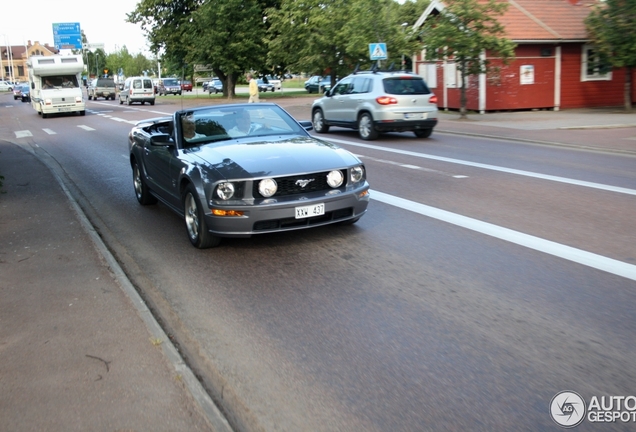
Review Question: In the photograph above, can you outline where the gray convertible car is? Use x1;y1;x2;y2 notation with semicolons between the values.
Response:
129;103;370;248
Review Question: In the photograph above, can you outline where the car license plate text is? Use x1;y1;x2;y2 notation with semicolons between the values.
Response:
295;203;325;219
404;112;426;119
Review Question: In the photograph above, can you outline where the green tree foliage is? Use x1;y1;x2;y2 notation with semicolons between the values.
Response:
419;0;515;118
585;0;636;111
267;0;421;83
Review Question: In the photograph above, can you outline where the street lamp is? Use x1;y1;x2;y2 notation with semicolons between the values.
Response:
95;52;99;78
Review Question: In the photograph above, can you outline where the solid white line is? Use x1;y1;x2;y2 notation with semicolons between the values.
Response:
371;190;636;282
327;138;636;196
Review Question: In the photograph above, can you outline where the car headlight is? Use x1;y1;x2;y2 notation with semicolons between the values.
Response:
350;166;364;183
326;170;344;188
258;178;278;197
215;182;235;200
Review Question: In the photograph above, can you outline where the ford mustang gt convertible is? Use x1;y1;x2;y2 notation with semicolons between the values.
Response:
129;103;370;248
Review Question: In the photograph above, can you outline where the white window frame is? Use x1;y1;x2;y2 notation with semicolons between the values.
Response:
418;63;437;88
581;44;612;82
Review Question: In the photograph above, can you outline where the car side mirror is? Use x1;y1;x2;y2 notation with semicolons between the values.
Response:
150;134;174;146
298;120;313;131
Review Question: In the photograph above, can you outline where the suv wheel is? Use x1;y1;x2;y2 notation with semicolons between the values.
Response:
312;109;330;134
358;113;378;140
414;128;433;138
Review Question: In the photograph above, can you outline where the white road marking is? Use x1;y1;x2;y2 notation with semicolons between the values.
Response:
372;190;636;282
328;138;636;196
357;154;465;177
78;125;95;131
42;128;56;135
15;130;33;138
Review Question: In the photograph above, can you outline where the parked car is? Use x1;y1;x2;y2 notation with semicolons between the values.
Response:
128;103;370;248
88;77;117;100
18;84;30;102
158;78;181;95
0;80;13;91
304;75;331;93
181;80;193;92
13;85;24;99
119;76;155;105
257;79;274;92
208;79;223;94
311;69;439;140
264;75;281;91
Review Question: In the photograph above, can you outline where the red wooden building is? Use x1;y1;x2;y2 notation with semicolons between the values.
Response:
412;0;636;112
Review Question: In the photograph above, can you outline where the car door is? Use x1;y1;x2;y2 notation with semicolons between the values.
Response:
321;77;353;124
141;121;178;202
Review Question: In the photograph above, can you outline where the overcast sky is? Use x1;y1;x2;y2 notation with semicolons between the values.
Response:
0;0;149;54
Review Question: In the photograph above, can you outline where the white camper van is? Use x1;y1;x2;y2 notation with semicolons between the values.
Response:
27;55;86;118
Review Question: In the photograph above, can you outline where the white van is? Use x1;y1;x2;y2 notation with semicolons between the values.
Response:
119;76;155;105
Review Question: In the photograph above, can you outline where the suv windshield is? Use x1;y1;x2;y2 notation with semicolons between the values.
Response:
163;79;178;86
383;78;431;95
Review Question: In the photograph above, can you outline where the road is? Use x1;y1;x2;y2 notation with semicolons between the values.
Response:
2;93;636;431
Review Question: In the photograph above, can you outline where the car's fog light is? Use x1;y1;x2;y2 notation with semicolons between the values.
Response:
259;178;277;197
216;182;235;200
326;170;344;188
351;166;364;183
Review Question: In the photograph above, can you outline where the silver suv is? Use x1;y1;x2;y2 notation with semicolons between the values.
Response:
88;78;117;100
311;70;438;140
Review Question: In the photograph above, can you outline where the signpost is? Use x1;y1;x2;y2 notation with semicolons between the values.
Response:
53;22;82;50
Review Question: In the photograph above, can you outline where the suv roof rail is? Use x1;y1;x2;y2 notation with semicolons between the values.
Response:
352;63;417;75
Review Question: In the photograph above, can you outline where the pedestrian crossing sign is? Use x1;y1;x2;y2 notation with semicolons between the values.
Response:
369;43;388;60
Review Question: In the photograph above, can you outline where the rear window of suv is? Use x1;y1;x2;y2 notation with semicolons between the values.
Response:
383;77;431;95
163;79;179;86
96;79;115;87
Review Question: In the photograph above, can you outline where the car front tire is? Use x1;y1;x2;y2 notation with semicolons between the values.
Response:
358;113;378;140
183;184;221;249
133;161;158;205
312;109;330;133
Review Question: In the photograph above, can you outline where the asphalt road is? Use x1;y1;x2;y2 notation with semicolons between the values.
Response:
2;93;636;431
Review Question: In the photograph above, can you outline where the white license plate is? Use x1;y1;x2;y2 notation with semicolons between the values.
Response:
295;203;325;219
58;107;71;112
404;112;427;120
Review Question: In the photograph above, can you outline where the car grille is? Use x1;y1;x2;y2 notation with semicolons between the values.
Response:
252;170;346;198
253;207;354;231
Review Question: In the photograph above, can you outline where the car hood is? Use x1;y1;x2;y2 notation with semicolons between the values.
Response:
189;136;360;179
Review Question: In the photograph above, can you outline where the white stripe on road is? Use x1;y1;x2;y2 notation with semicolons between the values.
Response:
42;128;56;135
15;130;33;138
372;190;636;282
78;125;95;131
328;138;636;196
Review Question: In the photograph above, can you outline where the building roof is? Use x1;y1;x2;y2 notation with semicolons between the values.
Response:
415;0;603;42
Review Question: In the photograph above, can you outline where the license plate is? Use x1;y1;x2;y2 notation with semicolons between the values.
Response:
58;107;71;112
404;112;426;120
295;203;325;219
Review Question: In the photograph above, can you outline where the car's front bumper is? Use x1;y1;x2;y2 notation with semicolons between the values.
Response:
204;184;370;237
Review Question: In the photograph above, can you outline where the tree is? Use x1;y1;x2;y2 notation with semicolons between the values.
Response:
267;0;420;86
418;0;516;118
585;0;636;111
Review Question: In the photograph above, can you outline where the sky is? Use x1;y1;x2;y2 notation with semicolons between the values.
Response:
0;0;150;55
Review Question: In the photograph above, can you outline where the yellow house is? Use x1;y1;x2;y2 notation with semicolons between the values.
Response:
1;41;59;83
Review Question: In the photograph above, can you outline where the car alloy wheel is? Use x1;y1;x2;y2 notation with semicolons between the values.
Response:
312;109;330;133
358;113;378;140
133;162;157;205
183;184;221;249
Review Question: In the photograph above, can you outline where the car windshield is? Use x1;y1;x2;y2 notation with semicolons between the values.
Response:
178;105;305;145
163;79;178;86
383;77;431;95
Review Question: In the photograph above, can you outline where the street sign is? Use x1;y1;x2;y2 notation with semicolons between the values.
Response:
369;43;388;60
53;22;82;50
83;43;105;51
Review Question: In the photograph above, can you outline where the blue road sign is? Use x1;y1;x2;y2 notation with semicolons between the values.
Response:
369;43;388;60
53;22;82;50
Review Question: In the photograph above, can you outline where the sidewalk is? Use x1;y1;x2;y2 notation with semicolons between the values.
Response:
0;142;229;431
1;100;634;431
